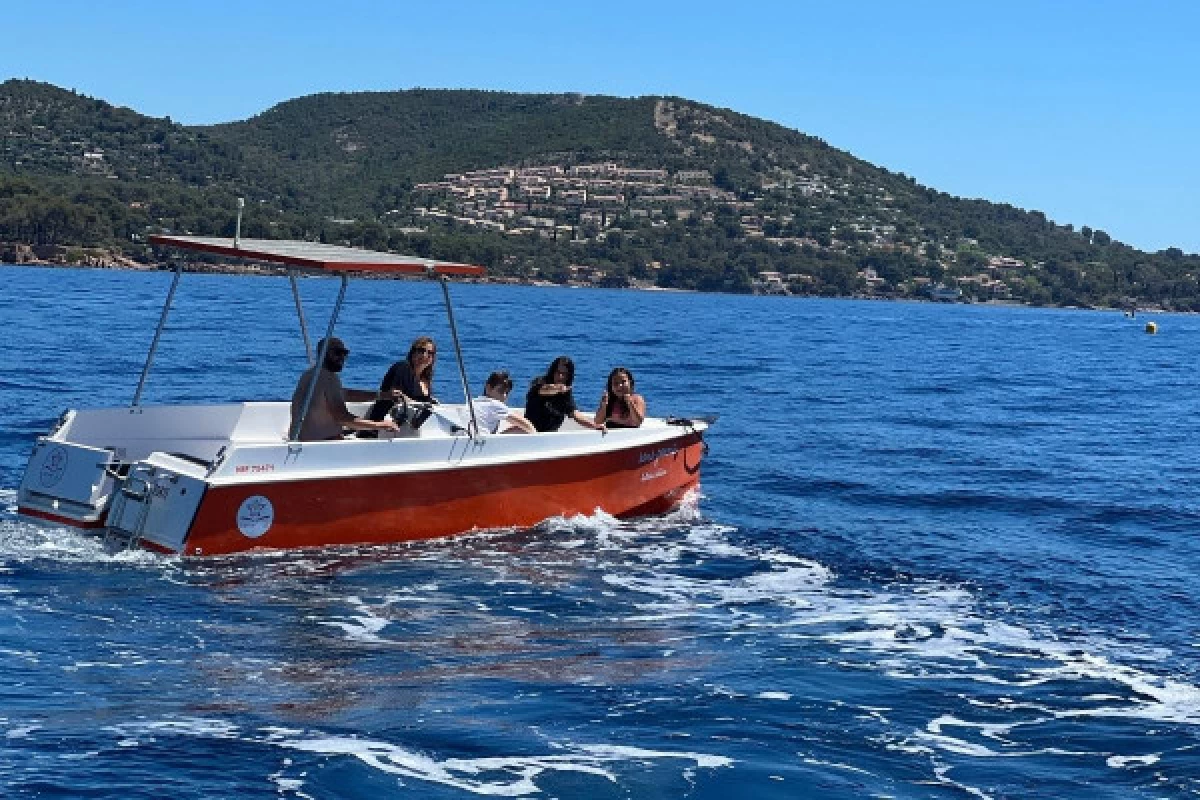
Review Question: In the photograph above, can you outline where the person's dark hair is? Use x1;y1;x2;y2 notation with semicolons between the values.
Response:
406;336;436;383
316;337;349;369
605;366;635;417
540;356;575;387
316;337;348;356
484;370;513;393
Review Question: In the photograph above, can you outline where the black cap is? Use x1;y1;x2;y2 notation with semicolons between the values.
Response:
318;336;349;355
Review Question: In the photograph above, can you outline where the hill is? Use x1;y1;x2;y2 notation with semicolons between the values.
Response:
2;79;1197;308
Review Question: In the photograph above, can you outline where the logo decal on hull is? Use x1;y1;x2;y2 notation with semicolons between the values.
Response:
236;495;275;538
39;445;68;488
638;445;679;465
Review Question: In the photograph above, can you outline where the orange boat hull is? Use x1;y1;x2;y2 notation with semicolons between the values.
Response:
182;432;705;556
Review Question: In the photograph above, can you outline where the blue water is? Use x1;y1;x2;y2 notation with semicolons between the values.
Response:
1;265;1198;798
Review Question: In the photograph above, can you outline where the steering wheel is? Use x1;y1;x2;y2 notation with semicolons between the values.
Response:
389;398;434;430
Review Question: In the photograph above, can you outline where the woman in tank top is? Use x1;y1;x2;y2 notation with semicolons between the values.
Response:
594;367;646;429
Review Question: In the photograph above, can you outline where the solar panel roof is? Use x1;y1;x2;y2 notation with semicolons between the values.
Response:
149;235;486;276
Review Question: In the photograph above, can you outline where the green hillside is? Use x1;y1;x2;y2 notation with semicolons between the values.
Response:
209;91;673;208
1;79;1197;308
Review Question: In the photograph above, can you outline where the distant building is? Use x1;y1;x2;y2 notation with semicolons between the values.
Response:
616;167;668;181
858;267;886;289
928;284;963;302
987;256;1025;270
755;271;789;295
674;169;713;184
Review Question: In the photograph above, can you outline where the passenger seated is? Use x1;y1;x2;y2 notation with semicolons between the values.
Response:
289;337;399;441
524;356;604;432
471;371;535;434
594;367;646;429
362;336;438;435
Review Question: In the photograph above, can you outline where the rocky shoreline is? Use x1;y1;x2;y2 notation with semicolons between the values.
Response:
1;242;150;270
0;242;294;275
0;243;1175;312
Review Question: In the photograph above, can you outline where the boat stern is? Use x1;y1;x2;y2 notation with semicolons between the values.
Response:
17;435;118;529
103;454;210;554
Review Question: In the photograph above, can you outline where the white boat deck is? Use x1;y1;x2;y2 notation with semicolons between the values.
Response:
48;402;703;485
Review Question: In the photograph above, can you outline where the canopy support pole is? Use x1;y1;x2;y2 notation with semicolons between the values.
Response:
234;197;244;247
437;273;479;438
289;273;348;441
132;266;182;407
288;270;314;365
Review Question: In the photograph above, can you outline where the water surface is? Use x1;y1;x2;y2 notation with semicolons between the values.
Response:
1;266;1197;797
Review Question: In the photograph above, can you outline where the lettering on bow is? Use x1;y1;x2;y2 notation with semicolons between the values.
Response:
236;464;276;475
637;446;679;466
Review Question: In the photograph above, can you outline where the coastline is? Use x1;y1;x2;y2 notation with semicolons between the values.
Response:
0;258;1175;314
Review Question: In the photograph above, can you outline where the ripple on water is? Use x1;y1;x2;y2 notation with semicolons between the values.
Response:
3;275;1200;797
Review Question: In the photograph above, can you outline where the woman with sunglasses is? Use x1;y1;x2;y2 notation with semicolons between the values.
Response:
364;336;438;428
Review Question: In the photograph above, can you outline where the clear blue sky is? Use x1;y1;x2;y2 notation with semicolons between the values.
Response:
4;0;1197;253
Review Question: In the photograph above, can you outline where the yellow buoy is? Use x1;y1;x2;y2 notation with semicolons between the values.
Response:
1145;321;1158;334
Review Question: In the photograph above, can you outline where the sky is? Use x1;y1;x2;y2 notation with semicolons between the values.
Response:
3;0;1197;253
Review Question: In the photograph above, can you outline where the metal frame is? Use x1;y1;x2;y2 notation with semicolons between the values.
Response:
437;271;480;438
289;270;314;365
132;265;183;407
143;233;486;441
289;274;349;442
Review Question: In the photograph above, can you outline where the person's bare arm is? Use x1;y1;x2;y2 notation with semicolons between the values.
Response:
594;390;609;426
328;399;397;433
503;414;536;434
328;382;398;432
625;393;647;427
572;410;605;431
344;387;377;402
345;416;399;433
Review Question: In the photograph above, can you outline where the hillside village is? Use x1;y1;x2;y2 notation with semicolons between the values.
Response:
3;81;1195;309
0;135;1060;303
400;160;1019;300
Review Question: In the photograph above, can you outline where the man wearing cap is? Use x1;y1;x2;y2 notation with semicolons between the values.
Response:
289;337;399;441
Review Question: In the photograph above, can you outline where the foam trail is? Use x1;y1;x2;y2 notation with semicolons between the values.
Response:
270;733;731;796
98;718;731;797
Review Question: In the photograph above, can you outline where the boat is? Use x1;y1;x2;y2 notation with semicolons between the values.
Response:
15;232;711;557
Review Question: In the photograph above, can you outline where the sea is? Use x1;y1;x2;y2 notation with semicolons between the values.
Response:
1;265;1198;798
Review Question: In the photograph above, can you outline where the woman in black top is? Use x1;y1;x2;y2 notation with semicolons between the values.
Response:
524;356;604;433
365;336;438;424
